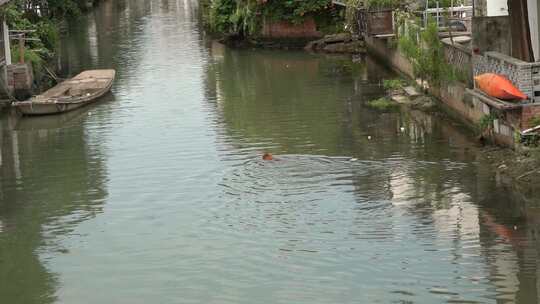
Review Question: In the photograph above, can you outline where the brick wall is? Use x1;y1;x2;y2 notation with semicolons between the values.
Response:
521;104;540;128
261;17;322;39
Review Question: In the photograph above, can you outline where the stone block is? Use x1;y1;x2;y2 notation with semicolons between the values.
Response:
322;33;352;44
7;63;33;100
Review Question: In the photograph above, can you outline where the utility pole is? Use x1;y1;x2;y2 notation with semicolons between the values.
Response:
9;30;40;64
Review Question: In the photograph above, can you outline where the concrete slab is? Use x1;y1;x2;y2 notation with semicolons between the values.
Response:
391;95;410;104
442;36;472;44
403;86;421;97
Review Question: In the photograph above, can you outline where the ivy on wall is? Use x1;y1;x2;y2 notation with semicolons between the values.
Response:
207;0;335;36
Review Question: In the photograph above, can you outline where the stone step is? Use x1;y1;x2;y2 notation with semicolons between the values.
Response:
391;94;410;104
403;86;421;97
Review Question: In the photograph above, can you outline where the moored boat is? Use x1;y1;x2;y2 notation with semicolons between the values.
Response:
12;69;116;115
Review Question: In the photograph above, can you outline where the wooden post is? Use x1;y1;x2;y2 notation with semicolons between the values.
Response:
18;34;24;64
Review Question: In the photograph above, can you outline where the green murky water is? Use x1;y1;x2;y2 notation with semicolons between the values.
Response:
1;1;540;303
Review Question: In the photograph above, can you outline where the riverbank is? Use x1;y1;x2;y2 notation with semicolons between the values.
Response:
200;0;348;49
2;0;106;100
483;146;540;187
344;48;540;187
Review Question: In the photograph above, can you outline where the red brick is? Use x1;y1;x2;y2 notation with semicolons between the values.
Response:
521;105;540;128
261;17;322;39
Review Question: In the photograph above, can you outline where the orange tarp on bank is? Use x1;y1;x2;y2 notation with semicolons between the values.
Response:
475;73;528;101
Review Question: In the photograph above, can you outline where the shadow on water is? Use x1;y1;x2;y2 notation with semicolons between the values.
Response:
0;0;126;301
0;105;109;302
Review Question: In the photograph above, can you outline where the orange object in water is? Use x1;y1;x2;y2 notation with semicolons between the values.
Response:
262;153;273;161
474;73;528;101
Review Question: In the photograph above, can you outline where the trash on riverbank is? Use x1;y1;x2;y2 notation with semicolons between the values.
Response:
305;33;365;54
482;146;540;186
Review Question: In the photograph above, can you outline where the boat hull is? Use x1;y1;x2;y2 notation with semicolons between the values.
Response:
14;100;87;115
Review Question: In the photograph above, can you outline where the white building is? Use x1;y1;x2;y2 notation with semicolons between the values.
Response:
486;0;508;16
528;0;540;62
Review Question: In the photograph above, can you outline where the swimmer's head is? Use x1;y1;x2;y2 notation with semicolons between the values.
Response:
262;153;273;161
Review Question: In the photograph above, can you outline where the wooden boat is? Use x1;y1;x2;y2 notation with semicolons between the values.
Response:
12;69;116;115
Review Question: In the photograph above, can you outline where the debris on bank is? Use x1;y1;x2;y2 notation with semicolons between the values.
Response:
305;33;365;54
367;79;438;112
482;146;540;187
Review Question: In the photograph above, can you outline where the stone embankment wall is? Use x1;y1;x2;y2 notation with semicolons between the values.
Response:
7;63;33;100
363;36;415;77
363;35;530;147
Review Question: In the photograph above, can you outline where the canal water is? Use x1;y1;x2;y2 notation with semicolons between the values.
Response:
1;0;540;303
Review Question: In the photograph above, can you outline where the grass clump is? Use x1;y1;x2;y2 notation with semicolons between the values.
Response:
383;78;405;91
478;113;496;133
366;97;398;111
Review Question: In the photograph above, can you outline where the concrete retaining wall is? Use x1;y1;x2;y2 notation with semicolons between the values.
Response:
364;35;520;147
472;16;511;55
364;35;414;77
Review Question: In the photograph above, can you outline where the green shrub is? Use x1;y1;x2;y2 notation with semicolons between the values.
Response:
383;79;404;90
478;114;496;132
36;21;59;51
398;18;460;87
11;47;44;71
529;116;540;128
2;3;60;61
209;0;236;34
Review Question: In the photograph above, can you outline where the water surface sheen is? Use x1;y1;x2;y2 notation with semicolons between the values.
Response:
1;1;540;303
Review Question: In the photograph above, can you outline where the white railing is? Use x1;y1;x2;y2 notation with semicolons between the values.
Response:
423;2;473;28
